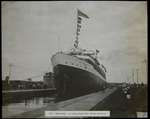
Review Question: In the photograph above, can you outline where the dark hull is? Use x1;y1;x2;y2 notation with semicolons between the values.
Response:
53;64;107;102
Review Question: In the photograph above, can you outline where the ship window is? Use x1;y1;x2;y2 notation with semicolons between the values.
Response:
84;59;106;78
65;61;68;64
72;63;74;65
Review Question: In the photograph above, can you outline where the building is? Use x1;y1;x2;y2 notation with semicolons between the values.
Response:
43;72;55;88
2;79;45;90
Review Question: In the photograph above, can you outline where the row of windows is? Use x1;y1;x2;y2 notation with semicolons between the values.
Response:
83;59;106;79
65;61;87;69
64;60;105;79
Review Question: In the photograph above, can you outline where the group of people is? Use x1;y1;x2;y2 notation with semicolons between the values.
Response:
122;84;131;99
121;82;145;100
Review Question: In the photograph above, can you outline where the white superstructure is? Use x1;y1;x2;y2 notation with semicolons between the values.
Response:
51;51;106;82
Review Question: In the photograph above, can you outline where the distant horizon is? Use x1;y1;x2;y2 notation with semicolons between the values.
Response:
2;78;147;85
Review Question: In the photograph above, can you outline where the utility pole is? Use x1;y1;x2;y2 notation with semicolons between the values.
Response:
57;35;62;52
132;69;134;84
8;64;12;78
8;63;13;84
136;68;139;86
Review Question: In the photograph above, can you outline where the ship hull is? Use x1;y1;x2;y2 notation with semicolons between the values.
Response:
53;64;106;101
51;52;107;101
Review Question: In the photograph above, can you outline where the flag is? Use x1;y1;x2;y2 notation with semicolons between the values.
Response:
74;9;89;48
96;49;100;53
77;24;81;28
77;24;81;32
75;39;79;44
77;17;82;24
74;43;78;48
76;31;80;36
74;39;79;48
77;27;80;32
78;9;89;19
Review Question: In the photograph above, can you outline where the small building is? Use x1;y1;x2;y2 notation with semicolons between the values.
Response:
2;79;45;90
43;72;55;88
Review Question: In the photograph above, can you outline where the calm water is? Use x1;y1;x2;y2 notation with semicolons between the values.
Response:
2;96;55;118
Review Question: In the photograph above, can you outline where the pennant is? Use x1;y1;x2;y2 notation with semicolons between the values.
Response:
74;39;79;48
96;49;100;53
77;27;80;32
74;43;78;48
78;9;89;19
75;39;79;44
74;9;89;48
76;31;80;36
75;36;78;40
77;24;81;28
77;17;82;24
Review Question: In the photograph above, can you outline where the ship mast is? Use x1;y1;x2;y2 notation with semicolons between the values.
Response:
74;9;89;49
73;10;100;61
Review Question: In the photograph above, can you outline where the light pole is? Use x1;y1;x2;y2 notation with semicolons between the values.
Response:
136;68;139;87
141;59;147;84
8;63;13;84
132;69;134;84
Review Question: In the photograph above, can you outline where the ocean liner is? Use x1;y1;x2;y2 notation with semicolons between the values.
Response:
51;10;107;101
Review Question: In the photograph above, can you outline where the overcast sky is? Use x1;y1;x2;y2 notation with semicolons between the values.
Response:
2;1;147;83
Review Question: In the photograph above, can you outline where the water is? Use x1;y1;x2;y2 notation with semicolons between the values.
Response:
2;96;55;118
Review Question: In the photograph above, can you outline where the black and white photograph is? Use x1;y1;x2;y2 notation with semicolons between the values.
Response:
2;1;147;118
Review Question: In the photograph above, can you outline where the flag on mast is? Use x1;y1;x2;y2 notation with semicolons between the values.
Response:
78;9;89;19
77;17;82;24
74;9;89;48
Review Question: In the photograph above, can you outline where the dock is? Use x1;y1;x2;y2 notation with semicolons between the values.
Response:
2;88;56;105
6;87;116;118
57;87;116;111
92;85;147;117
3;85;147;118
2;88;56;94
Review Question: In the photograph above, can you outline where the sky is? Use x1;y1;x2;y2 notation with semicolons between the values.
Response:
2;1;147;83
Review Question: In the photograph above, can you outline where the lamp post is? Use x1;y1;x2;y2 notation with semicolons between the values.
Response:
8;63;13;84
136;68;139;87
